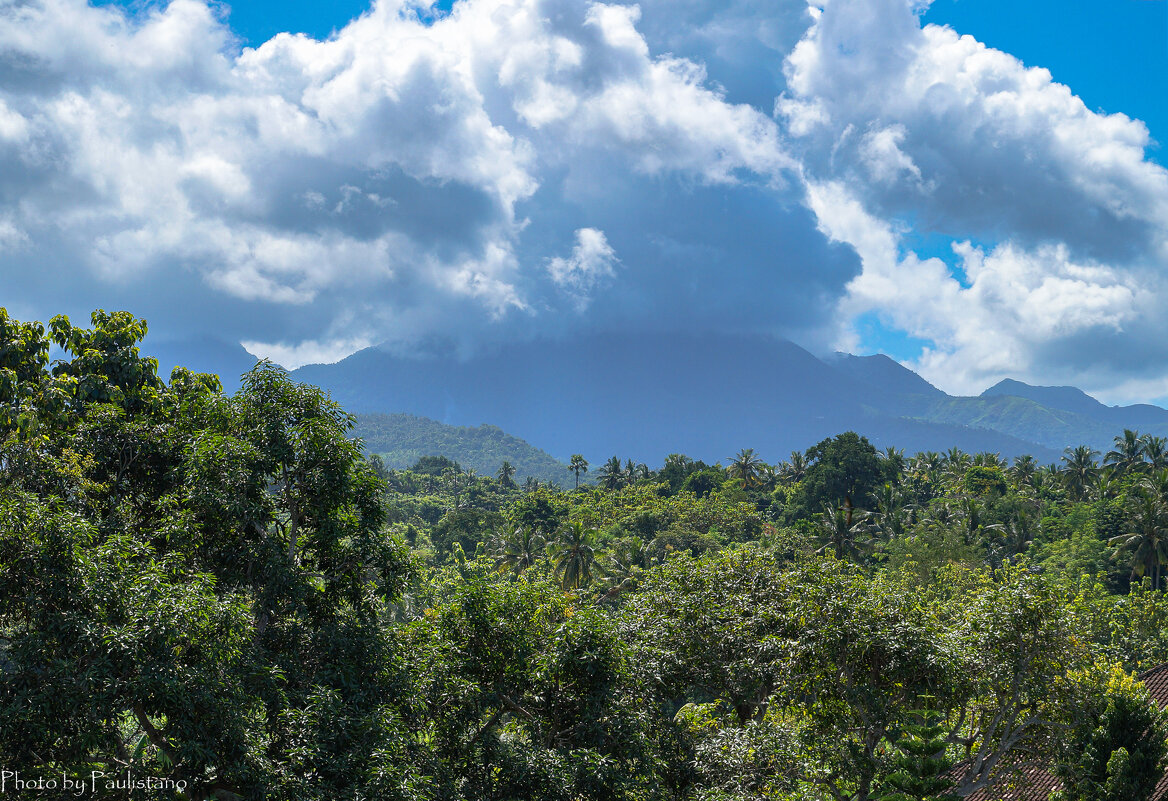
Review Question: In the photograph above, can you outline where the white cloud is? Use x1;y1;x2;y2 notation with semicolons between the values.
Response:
547;227;618;309
782;0;1168;398
241;335;374;369
808;179;1142;395
0;0;801;354
8;0;1168;403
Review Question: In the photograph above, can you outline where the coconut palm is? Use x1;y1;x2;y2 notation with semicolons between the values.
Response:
1061;445;1100;501
599;539;654;600
492;526;547;577
1010;454;1037;487
497;461;516;487
569;454;589;489
1105;429;1146;476
1110;489;1168;590
869;482;912;541
596;456;624;490
816;504;872;561
880;447;907;480
1143;435;1168;471
550;521;600;590
729;448;764;488
973;452;1006;469
780;451;808;483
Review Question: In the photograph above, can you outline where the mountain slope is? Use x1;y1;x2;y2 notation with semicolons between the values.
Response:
293;332;1064;464
353;413;574;485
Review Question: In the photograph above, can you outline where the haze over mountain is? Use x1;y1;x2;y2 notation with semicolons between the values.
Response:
283;332;1166;466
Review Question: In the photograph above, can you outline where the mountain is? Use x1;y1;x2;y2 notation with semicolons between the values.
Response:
353;413;575;486
145;329;1167;468
150;336;259;394
981;378;1168;440
291;332;1066;465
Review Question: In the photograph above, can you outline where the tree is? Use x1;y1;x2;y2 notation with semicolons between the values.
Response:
493;526;547;577
876;701;960;801
497;460;517;487
0;311;420;799
550;521;600;590
569;454;589;489
1062;445;1100;501
728;448;763;489
1143;435;1168;471
1054;666;1168;801
817;503;872;561
1105;429;1146;476
1109;489;1168;590
801;432;887;523
597;456;624;490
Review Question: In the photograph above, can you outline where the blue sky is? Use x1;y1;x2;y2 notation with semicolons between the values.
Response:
4;0;1168;403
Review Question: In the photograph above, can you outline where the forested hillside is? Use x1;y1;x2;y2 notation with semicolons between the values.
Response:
5;309;1168;801
353;413;575;486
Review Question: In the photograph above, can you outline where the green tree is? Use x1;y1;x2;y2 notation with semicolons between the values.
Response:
497;459;517;487
1105;429;1146;476
569;453;589;488
1054;666;1168;801
1062;445;1100;501
597;456;624;490
493;525;547;577
550;521;600;590
876;701;960;801
729;447;764;489
801;432;887;523
1109;489;1168;590
0;312;420;799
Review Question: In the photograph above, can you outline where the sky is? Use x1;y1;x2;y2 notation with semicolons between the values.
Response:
3;0;1168;404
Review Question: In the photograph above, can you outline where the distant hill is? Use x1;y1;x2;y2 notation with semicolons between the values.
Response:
353;413;576;486
157;329;1168;467
292;332;1066;465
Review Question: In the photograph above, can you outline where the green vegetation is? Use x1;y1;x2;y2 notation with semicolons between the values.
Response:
5;309;1168;800
353;412;575;486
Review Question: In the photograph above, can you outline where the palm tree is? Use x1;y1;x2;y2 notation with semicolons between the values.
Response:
569;454;589;489
780;451;807;483
496;461;516;487
816;504;871;562
1143;435;1168;471
597;456;623;490
729;448;763;489
869;482;912;541
550;521;600;590
1110;489;1168;590
880;447;907;480
1061;445;1100;501
944;447;972;472
973;452;1006;469
599;539;654;600
492;526;547;577
1010;454;1037;488
1105;429;1146;476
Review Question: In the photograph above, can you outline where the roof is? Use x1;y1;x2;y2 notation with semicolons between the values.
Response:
950;663;1168;801
1140;662;1168;708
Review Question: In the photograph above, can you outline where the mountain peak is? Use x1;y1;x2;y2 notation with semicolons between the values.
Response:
980;379;1106;416
825;352;944;398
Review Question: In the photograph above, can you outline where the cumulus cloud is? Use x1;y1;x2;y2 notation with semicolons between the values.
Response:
781;0;1168;399
0;0;825;365
6;0;1168;402
808;180;1143;394
546;227;617;309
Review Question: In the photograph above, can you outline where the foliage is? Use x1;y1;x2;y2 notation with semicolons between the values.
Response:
1053;665;1168;801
